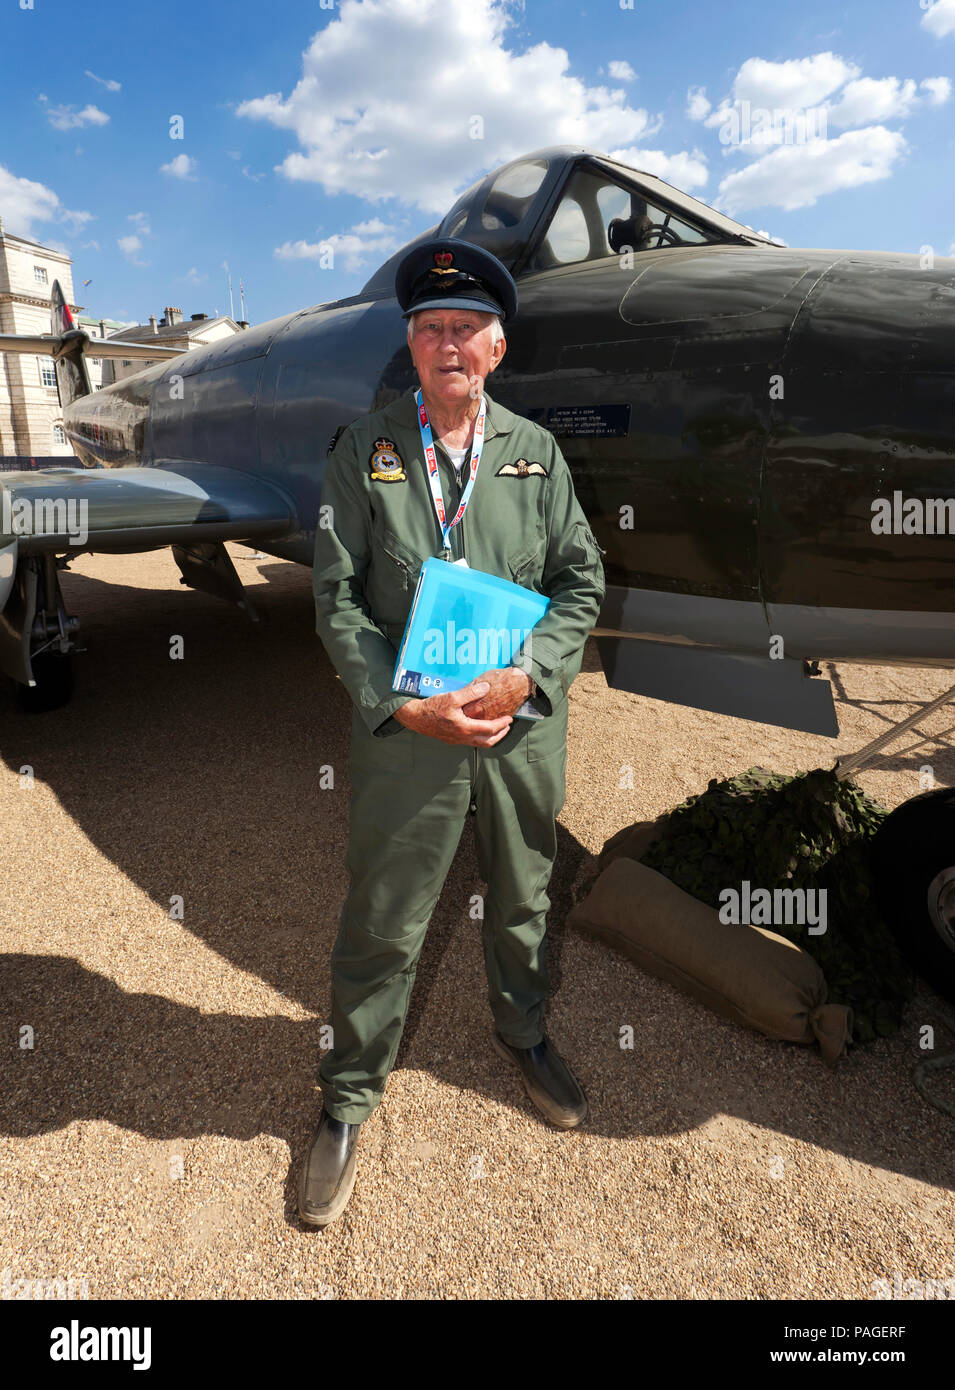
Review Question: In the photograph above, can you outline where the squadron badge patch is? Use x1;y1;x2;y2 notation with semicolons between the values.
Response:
368;437;406;482
496;457;548;478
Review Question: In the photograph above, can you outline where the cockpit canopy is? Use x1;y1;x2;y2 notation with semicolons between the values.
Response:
362;146;773;296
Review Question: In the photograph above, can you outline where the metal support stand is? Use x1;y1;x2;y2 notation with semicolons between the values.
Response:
834;678;955;780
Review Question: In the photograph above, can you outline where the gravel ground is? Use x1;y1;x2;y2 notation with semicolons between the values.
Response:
1;543;953;1301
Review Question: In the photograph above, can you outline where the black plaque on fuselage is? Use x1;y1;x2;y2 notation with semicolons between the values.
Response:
527;404;631;438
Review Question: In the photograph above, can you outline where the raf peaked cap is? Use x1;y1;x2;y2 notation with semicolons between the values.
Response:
395;238;518;322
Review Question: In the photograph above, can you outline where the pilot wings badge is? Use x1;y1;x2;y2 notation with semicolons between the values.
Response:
496;457;547;478
369;437;406;482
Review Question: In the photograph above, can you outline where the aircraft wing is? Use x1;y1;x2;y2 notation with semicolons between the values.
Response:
0;461;298;690
0;334;184;360
0;462;297;556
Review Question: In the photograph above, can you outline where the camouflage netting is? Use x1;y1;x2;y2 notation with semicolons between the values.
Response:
631;767;915;1045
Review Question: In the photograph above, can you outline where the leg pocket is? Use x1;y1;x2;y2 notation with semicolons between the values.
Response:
525;698;569;762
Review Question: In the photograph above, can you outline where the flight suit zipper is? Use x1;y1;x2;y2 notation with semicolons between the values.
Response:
440;448;466;565
441;446;479;814
512;554;534;585
382;543;414;588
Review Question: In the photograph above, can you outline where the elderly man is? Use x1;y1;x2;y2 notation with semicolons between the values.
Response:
301;238;605;1227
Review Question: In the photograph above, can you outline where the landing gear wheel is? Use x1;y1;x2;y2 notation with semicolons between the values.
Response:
872;787;955;1002
15;650;74;713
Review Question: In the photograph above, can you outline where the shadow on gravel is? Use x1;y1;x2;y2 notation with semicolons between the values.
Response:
1;560;952;1192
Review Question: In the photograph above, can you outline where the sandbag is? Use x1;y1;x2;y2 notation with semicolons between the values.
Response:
572;816;667;907
567;856;852;1064
597;816;667;871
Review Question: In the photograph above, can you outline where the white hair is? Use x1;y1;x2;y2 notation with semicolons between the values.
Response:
408;310;503;345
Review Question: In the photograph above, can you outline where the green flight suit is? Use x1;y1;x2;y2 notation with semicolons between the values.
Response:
312;385;606;1123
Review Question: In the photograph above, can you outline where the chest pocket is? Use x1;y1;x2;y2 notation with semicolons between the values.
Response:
508;545;545;590
375;525;423;592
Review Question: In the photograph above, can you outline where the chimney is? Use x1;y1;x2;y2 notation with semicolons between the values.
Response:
190;312;208;321
149;315;157;333
99;320;106;337
164;306;182;326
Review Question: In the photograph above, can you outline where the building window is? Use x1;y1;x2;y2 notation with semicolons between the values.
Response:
53;424;66;444
38;357;57;387
121;359;132;367
34;265;48;285
90;358;101;366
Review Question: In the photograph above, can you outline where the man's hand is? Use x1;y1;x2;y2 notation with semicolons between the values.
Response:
393;678;515;746
460;667;533;720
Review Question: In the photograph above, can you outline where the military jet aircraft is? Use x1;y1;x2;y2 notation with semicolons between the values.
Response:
2;144;954;995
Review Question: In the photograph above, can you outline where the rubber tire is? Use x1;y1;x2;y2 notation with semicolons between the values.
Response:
872;786;955;1003
14;651;74;713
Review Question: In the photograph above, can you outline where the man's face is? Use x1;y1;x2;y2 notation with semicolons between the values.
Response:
407;307;506;408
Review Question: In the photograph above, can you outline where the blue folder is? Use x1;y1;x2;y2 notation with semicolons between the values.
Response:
392;558;550;720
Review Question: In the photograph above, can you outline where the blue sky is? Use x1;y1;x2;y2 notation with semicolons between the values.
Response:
2;0;953;327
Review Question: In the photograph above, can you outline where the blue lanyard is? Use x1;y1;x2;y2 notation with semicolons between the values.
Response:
415;388;486;558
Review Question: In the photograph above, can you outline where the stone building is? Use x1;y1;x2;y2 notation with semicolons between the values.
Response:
0;216;76;459
1;216;247;463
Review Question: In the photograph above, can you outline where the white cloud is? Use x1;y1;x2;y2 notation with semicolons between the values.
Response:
236;0;668;213
160;153;198;180
82;240;100;252
184;267;206;285
84;69;121;92
117;234;143;255
275;216;404;273
0;163;91;240
695;50;949;214
686;86;711;121
716;126;907;214
275;241;327;261
922;0;955;39
827;77;920;128
728;53;859;108
39;97;110;131
920;76;952;104
128;211;151;234
608;144;709;190
608;61;635;82
241;166;266;182
60;207;94;232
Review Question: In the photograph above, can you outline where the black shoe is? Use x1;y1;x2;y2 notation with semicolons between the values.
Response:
491;1028;589;1128
298;1107;362;1227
